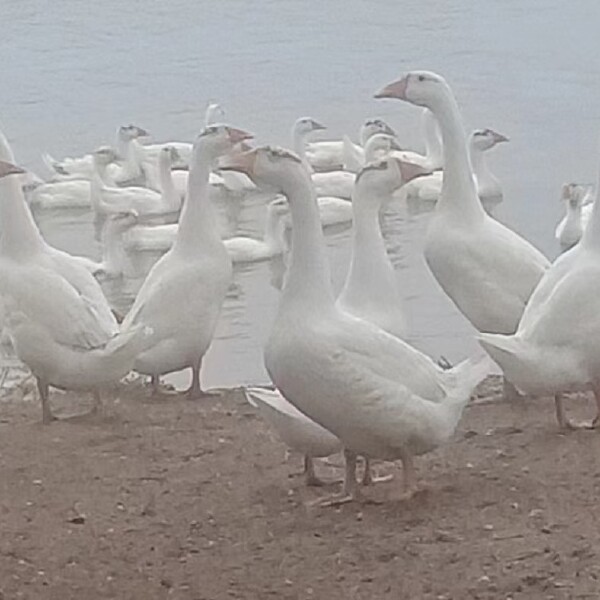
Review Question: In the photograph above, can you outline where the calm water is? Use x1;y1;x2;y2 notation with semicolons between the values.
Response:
2;0;600;387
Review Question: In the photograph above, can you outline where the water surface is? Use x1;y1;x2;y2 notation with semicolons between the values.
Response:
2;0;600;386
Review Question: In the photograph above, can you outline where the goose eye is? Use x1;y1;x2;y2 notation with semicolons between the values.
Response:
418;75;426;82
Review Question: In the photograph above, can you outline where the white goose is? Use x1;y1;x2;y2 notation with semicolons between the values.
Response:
0;160;150;423
478;153;600;430
398;128;509;212
342;132;402;173
376;71;549;398
555;183;594;252
120;124;252;397
43;124;149;185
290;116;356;199
224;145;490;505
244;156;426;488
91;146;181;222
337;156;428;339
307;118;396;172
90;210;139;278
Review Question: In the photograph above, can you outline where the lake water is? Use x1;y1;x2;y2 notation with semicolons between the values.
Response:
2;0;600;388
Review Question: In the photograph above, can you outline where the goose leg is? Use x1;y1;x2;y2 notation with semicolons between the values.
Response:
590;386;600;429
503;379;522;402
304;455;327;487
361;456;393;486
37;378;55;425
151;374;161;395
554;393;586;430
90;390;103;415
401;453;418;499
310;450;368;507
186;360;219;399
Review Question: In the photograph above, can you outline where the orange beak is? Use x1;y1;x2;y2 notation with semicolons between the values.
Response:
219;148;258;177
226;127;254;145
0;160;26;179
374;77;409;100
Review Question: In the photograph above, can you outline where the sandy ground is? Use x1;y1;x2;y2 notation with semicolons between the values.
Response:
1;375;600;600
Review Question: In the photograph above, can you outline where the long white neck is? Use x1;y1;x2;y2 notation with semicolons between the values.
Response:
263;208;285;252
280;168;336;313
0;175;46;258
363;137;384;163
291;126;312;173
158;153;179;212
470;145;500;198
423;109;443;169
119;137;143;180
431;88;486;223
173;144;222;254
339;183;397;304
90;159;110;213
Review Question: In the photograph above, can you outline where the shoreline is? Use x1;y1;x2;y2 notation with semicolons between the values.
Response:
1;376;599;598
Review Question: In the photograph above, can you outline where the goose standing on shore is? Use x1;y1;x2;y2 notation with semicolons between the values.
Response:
222;145;490;505
0;159;150;423
479;151;600;430
121;124;253;398
375;71;549;400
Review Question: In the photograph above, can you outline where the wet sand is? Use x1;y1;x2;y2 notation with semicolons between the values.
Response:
1;375;599;599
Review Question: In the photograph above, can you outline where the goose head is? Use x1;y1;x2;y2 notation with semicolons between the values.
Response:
0;160;26;179
118;124;149;142
562;183;591;210
356;156;431;195
293;117;326;137
194;124;253;164
363;133;403;162
470;128;509;152
359;118;396;145
93;146;120;167
374;71;449;109
205;102;226;126
220;146;307;193
159;145;181;165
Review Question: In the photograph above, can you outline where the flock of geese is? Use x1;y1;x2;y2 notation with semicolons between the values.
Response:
0;70;598;506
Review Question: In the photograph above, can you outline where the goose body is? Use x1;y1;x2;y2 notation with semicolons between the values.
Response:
91;147;181;222
124;198;286;263
376;72;549;338
223;145;490;503
307;118;396;172
244;387;341;457
555;183;594;252
44;125;149;185
121;124;251;396
479;178;600;428
0;158;149;423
